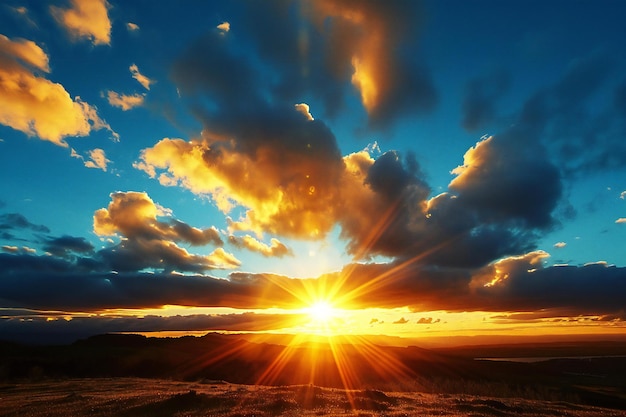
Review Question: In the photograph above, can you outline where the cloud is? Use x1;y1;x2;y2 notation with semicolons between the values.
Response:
620;191;626;199
450;135;561;229
0;312;305;344
216;22;230;33
306;0;437;127
417;317;439;324
93;191;235;272
616;218;626;224
105;91;145;110
393;317;408;324
137;127;558;269
0;259;289;311
50;0;112;45
71;148;112;171
0;33;47;70
83;148;110;171
295;103;314;121
155;6;570;269
467;252;626;314
42;235;94;258
173;1;434;129
553;242;567;248
1;247;625;319
1;245;36;255
228;235;292;258
0;212;50;233
94;192;222;245
126;22;139;31
461;70;510;132
135;106;346;239
129;64;154;90
6;5;37;27
0;35;115;146
513;55;626;176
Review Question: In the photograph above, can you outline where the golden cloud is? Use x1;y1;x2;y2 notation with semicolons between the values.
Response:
217;22;230;33
135;133;427;259
229;235;292;258
472;250;550;289
94;191;236;272
50;0;112;46
129;64;154;90
94;191;223;246
0;35;114;146
106;91;145;110
135;129;346;239
84;148;110;172
306;0;431;123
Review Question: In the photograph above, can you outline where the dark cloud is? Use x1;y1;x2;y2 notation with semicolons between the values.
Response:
0;249;624;320
462;70;510;132
43;235;94;258
393;317;408;324
507;55;626;176
0;312;305;345
337;134;558;268
0;212;50;233
449;134;561;229
140;1;567;269
171;0;435;130
137;132;556;269
0;231;15;240
340;150;431;259
307;0;436;127
0;256;291;311
471;256;626;314
96;240;238;273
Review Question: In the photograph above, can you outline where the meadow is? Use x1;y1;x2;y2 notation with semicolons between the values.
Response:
2;377;625;417
1;334;625;416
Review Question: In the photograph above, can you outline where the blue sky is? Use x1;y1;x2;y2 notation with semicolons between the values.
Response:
0;0;625;344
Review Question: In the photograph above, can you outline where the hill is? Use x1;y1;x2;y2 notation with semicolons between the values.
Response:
1;333;625;411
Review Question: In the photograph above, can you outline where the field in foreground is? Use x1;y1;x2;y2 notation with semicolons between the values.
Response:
1;377;625;417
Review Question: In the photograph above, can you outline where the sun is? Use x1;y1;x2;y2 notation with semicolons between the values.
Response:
306;301;336;323
302;299;346;335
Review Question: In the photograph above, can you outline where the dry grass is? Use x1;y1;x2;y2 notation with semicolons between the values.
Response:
0;378;624;417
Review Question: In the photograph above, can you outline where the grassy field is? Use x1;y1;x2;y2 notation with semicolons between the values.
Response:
1;377;625;417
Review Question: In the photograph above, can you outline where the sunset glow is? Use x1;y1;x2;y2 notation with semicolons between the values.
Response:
1;0;625;351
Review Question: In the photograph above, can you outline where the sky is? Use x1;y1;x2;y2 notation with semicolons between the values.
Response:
1;0;625;346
